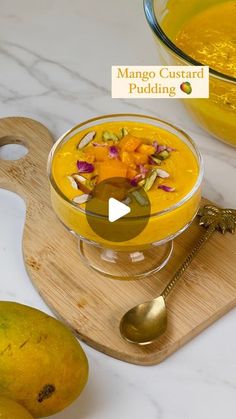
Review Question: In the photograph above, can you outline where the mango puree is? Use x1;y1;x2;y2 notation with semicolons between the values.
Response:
51;121;201;249
169;0;236;145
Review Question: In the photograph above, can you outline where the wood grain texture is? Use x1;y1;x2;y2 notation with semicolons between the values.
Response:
0;117;236;365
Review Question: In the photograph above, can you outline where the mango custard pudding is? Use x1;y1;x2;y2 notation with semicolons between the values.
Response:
144;0;236;146
174;1;236;145
175;1;236;79
49;116;203;249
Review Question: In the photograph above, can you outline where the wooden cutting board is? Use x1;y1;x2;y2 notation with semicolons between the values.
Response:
0;116;236;366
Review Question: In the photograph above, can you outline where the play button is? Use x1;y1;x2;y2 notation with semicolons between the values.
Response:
108;198;131;222
85;177;151;243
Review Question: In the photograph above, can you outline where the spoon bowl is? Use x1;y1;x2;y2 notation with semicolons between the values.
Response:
119;205;236;345
120;296;167;345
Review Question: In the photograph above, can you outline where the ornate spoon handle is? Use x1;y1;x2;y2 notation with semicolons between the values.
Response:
161;225;215;299
161;205;236;301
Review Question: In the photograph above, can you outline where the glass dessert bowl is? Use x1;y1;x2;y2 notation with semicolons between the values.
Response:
48;114;203;280
144;0;236;147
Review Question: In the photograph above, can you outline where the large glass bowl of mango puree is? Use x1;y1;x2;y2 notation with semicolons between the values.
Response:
144;0;236;147
48;114;203;279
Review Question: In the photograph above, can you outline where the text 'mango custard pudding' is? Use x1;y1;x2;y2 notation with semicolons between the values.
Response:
49;115;203;255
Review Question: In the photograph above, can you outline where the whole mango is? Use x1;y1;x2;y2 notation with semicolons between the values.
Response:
0;302;89;418
0;396;33;419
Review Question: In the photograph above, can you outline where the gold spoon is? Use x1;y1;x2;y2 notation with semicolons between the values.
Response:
120;205;236;345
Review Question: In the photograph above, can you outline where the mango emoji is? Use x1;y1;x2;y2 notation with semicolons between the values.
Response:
180;81;192;94
0;302;89;418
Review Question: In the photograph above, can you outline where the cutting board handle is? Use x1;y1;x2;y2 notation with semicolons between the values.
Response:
0;117;54;202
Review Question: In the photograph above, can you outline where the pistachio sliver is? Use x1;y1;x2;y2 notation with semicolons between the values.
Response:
131;190;149;206
144;170;158;191
67;176;78;190
157;150;170;160
138;179;145;187
102;131;119;142
150;155;162;166
150;155;162;165
73;194;91;204
118;127;129;139
88;175;98;189
77;131;96;149
72;174;86;183
122;196;132;206
72;175;92;194
156;169;170;179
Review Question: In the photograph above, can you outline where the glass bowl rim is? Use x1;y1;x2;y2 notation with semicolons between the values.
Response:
143;0;236;84
48;113;204;220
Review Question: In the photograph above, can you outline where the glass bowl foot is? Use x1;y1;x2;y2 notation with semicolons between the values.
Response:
78;240;173;280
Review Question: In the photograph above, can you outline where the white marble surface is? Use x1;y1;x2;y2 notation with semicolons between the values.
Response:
0;1;236;418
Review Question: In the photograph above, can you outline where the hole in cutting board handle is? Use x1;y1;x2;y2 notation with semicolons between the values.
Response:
0;136;28;161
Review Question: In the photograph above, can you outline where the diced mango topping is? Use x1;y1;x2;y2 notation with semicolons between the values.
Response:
119;135;142;152
137;144;156;155
133;152;149;165
96;159;127;182
91;146;109;161
64;127;178;194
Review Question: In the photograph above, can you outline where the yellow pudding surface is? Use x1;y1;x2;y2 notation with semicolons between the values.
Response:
175;1;236;78
52;121;199;213
50;120;201;249
171;1;236;145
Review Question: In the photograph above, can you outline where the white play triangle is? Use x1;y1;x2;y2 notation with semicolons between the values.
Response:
108;198;131;222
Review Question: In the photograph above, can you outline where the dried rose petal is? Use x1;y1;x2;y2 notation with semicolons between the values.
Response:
152;140;159;151
109;145;119;158
158;185;175;192
77;160;94;173
156;144;166;154
139;164;148;177
130;174;143;186
166;146;176;152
